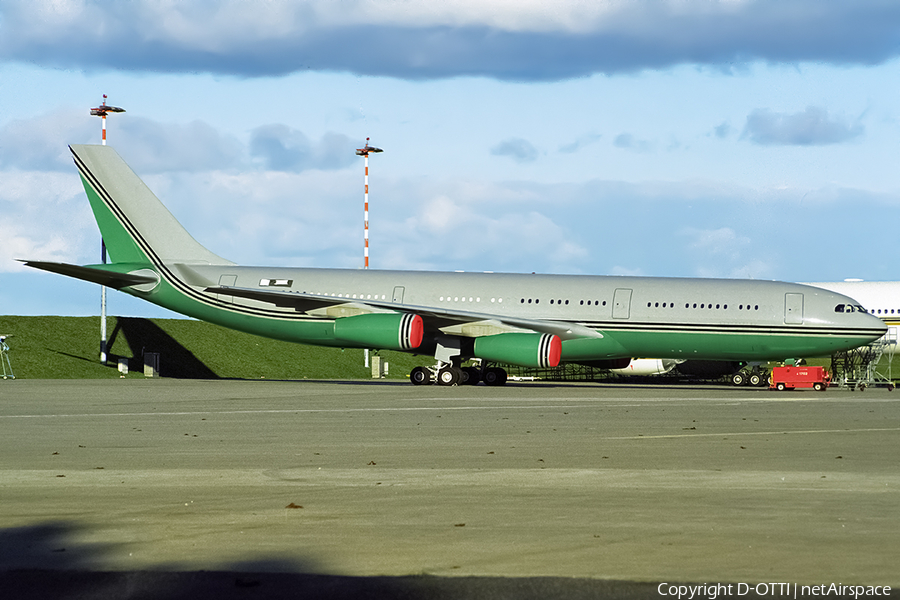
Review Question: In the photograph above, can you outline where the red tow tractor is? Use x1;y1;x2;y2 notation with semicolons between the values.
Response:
769;365;830;391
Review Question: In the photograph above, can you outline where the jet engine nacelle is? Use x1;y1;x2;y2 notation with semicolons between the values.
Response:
609;358;682;376
473;333;562;368
334;313;424;351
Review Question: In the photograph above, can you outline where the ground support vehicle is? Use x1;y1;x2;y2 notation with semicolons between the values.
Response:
770;365;829;391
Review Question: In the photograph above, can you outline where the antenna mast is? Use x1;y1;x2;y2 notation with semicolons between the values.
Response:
90;95;125;363
355;138;383;269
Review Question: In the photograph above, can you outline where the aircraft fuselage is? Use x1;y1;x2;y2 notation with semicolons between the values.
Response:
136;263;882;364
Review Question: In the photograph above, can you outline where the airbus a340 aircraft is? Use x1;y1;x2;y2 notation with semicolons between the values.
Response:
21;145;886;385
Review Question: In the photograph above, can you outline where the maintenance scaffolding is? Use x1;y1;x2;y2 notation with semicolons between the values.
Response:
830;329;896;391
503;363;615;382
1;335;14;380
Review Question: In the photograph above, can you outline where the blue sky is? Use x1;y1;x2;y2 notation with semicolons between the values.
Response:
2;0;900;318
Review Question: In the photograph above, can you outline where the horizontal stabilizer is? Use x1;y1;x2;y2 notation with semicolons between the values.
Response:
20;260;158;289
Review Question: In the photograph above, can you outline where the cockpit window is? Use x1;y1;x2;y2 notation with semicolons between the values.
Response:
835;304;868;314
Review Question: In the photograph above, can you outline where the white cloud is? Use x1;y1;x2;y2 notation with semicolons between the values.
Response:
677;226;778;279
4;1;900;79
249;125;356;172
490;138;539;163
3;107;897;301
613;133;653;153
742;106;865;146
713;121;732;139
558;133;602;154
0;109;94;170
116;118;246;173
0;171;94;271
323;0;623;33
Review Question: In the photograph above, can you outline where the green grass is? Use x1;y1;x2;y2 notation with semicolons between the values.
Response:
0;316;424;380
3;315;897;383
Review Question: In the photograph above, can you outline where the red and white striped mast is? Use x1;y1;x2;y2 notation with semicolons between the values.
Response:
355;138;383;269
355;139;383;370
91;95;125;146
90;95;125;364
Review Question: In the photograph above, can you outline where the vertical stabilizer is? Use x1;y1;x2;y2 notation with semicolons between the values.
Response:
70;144;233;266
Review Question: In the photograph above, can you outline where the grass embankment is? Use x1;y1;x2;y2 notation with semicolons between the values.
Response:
2;316;895;383
0;316;423;380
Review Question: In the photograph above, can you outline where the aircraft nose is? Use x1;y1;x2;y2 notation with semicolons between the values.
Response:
864;312;888;336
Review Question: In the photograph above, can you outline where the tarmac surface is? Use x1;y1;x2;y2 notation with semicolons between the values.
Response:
0;379;897;599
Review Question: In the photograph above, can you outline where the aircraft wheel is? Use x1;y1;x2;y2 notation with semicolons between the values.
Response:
410;366;432;385
462;366;481;385
483;367;508;386
731;372;746;386
748;373;762;387
437;366;461;386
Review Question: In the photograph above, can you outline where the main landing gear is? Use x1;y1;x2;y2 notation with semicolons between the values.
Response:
409;362;508;386
730;366;769;387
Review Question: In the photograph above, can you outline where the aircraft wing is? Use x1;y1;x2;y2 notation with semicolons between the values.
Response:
205;285;603;341
204;285;351;313
20;260;159;289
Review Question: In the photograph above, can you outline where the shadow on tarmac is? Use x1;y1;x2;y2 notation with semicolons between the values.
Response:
108;318;219;379
0;521;676;600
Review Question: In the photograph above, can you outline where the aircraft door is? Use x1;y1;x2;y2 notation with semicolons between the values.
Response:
613;288;633;319
392;286;405;303
784;293;803;324
217;274;237;303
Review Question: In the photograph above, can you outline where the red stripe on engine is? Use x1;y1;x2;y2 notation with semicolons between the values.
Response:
546;334;562;367
408;314;424;349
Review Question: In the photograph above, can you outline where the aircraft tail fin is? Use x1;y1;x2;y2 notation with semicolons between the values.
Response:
70;144;234;267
